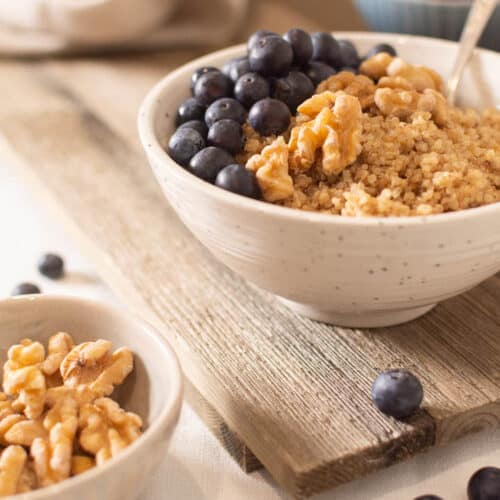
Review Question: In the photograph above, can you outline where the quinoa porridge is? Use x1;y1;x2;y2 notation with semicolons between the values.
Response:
237;54;500;217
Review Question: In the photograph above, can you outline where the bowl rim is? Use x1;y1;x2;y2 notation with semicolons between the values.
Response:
0;294;183;500
138;31;500;228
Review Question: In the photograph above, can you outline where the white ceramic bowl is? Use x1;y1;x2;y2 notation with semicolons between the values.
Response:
138;32;500;328
0;295;183;500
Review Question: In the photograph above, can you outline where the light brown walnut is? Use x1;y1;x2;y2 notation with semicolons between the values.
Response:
387;58;441;92
71;455;95;476
359;52;394;80
41;333;74;377
377;76;415;91
0;446;27;496
316;72;375;109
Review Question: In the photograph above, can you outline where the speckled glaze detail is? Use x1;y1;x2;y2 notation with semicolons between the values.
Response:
0;295;183;500
138;33;500;328
354;0;500;51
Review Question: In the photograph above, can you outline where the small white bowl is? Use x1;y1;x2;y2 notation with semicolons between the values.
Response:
138;32;500;328
0;295;183;500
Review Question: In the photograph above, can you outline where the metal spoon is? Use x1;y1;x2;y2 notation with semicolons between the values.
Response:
446;0;497;105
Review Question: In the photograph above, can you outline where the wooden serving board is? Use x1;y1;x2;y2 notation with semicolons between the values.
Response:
0;5;500;498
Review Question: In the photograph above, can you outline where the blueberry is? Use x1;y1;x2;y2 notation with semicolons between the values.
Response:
234;72;270;109
194;71;233;106
249;36;293;77
468;467;500;500
311;32;342;68
190;66;219;94
38;253;64;279
414;496;443;500
175;98;206;126
283;28;313;66
247;30;278;52
366;43;397;58
249;98;290;137
168;127;205;166
338;39;360;68
11;282;41;296
207;119;243;155
371;369;423;419
303;61;336;86
272;71;314;113
188;146;234;183
223;56;251;83
215;164;261;199
205;98;246;127
178;120;208;139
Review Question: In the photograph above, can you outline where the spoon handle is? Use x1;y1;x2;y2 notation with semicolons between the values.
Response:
446;0;497;105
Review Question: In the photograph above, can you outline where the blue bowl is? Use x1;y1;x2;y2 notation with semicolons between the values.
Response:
354;0;500;51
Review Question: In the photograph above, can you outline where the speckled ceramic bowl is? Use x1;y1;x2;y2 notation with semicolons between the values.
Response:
0;295;183;500
138;32;500;328
354;0;500;51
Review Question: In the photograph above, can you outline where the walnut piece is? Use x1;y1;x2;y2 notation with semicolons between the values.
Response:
387;58;441;92
4;419;47;447
377;76;415;91
296;90;336;119
41;333;74;377
71;455;95;476
0;446;27;496
359;52;394;80
16;460;36;493
316;72;376;109
79;398;142;466
31;397;78;486
3;340;46;420
246;137;293;202
60;340;133;400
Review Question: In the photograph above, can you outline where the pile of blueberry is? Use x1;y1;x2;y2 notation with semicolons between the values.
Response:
371;369;500;500
168;28;397;199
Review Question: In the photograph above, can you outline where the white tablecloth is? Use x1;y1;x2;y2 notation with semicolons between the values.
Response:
1;160;499;500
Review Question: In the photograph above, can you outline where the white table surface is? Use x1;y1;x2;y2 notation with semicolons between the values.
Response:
1;159;499;500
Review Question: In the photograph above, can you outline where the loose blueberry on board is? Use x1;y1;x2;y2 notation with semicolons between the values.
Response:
371;368;424;419
338;39;360;68
247;30;278;52
414;496;443;500
178;120;209;139
207;119;243;155
249;35;294;77
366;42;398;58
249;98;291;137
311;32;343;68
188;146;234;183
38;253;64;279
223;56;251;83
468;467;500;500
190;66;219;94
303;61;336;86
283;28;313;66
272;71;314;113
193;71;233;106
234;72;271;109
168;127;205;166
11;282;41;296
205;98;247;127
215;164;261;199
175;98;206;126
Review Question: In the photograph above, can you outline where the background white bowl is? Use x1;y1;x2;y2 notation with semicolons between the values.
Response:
0;295;183;500
139;32;500;328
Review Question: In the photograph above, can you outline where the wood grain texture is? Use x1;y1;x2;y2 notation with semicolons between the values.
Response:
0;4;500;497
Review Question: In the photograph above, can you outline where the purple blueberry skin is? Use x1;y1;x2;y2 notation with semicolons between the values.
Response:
178;120;208;139
311;32;343;68
222;57;252;83
249;35;294;77
168;127;205;166
175;98;206;126
366;43;397;59
338;39;360;68
193;71;233;106
272;71;314;113
371;369;424;420
215;164;261;199
205;98;247;127
188;146;234;183
190;66;220;94
303;61;336;87
234;72;271;109
11;282;41;296
207;119;243;155
38;253;64;279
248;98;291;137
414;496;443;500
283;28;313;66
247;30;278;52
468;467;500;500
